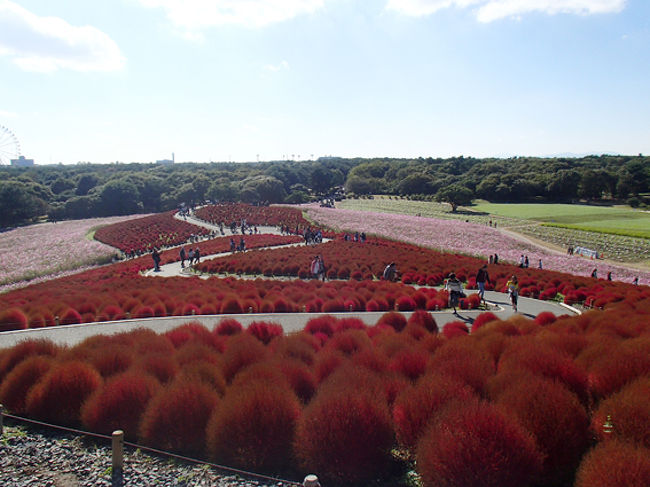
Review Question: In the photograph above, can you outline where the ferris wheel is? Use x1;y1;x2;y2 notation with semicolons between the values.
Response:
0;125;21;165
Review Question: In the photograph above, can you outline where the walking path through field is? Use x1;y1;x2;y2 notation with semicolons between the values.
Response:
0;291;576;348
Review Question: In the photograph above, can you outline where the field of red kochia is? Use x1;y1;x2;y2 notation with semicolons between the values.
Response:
94;211;210;253
194;203;312;230
1;310;648;486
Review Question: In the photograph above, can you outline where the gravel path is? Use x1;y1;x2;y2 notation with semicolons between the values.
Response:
1;424;297;487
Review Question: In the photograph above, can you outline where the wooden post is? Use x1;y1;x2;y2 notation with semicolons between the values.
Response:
112;430;124;472
303;474;321;487
0;404;4;436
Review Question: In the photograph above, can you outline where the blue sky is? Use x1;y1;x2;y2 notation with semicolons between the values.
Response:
0;0;648;164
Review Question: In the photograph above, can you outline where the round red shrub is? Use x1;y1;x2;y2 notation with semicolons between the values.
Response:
0;356;52;414
534;311;557;326
495;374;590;484
407;310;437;333
377;311;407;332
471;312;500;332
442;320;469;339
133;352;178;383
499;337;589;404
214;318;243;336
87;345;135;378
178;361;226;396
207;380;301;472
0;339;59;382
591;377;650;447
389;349;429;381
304;315;336;337
25;361;103;425
220;297;243;314
271;333;318;366
294;387;395;484
395;295;417;311
393;374;476;449
416;401;542;487
81;371;161;439
246;321;283;345
139;378;219;456
0;308;28;332
325;329;371;356
133;306;155;319
59;308;82;325
222;333;269;383
334;317;367;333
575;441;650;487
584;336;650;399
278;359;316;404
428;339;495;395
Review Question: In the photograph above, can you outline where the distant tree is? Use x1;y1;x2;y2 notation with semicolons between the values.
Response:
310;167;333;195
75;174;99;196
51;177;75;194
435;184;473;212
98;179;142;216
207;180;239;202
0;181;48;226
397;173;435;195
577;170;608;200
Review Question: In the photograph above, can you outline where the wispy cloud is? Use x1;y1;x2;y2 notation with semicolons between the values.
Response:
386;0;627;22
264;60;290;72
0;109;17;118
0;0;125;73
137;0;325;30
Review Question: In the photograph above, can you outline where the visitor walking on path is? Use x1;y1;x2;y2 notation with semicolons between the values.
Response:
383;262;398;282
318;254;327;281
506;275;519;313
152;248;161;272
194;248;200;264
179;247;186;268
445;272;463;314
475;264;490;306
310;256;322;279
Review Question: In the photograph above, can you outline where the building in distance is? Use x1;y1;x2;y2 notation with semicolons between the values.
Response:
156;152;175;165
11;156;34;167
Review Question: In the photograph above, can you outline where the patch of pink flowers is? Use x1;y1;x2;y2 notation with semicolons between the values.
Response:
0;215;147;292
305;205;650;285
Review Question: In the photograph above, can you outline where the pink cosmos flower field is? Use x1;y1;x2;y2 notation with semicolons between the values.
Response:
0;214;147;292
305;205;650;285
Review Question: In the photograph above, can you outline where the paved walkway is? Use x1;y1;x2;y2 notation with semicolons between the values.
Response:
0;290;576;348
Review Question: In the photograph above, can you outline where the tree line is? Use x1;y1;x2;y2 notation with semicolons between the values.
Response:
0;154;648;227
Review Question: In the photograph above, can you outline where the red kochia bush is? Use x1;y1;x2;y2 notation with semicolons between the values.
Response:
495;375;590;485
584;336;650;399
574;441;650;487
416;401;542;487
393;374;476;449
428;339;495;395
139;378;219;456
0;308;28;331
471;311;500;332
207;381;301;472
591;377;650;447
388;349;430;381
0;339;59;381
214;318;243;336
534;311;557;326
246;321;283;345
87;345;135;378
25;361;103;426
221;333;269;383
81;372;161;439
407;310;437;333
0;356;52;414
377;311;407;332
304;315;336;337
442;320;470;339
294;386;395;484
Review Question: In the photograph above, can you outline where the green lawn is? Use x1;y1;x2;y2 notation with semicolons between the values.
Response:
471;203;650;239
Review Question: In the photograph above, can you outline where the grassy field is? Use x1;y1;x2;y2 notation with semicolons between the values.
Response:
471;203;650;239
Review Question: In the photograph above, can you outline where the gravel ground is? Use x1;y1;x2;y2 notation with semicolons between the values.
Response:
1;424;298;487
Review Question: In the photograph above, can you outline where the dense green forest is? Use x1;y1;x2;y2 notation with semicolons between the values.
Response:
0;155;648;227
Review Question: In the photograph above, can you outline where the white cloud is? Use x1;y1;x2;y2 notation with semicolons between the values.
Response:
386;0;627;22
0;109;17;118
0;0;125;73
137;0;325;29
264;60;289;72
